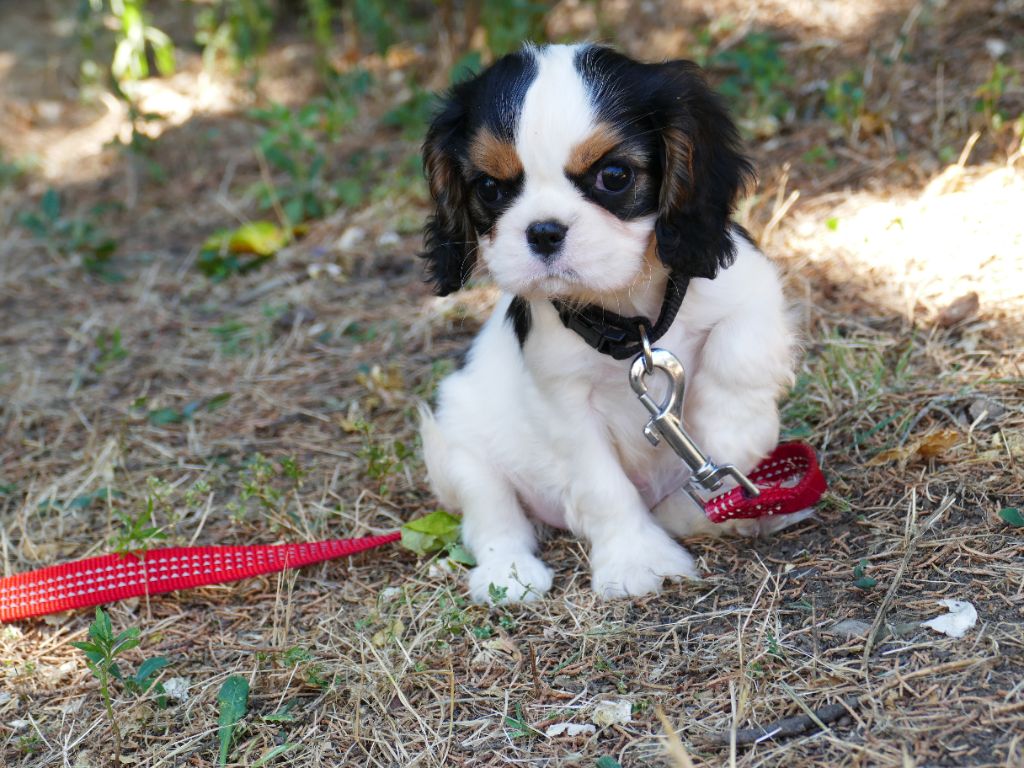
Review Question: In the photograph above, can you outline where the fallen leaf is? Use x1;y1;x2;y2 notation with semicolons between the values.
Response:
936;292;979;328
916;429;960;458
920;599;977;638
869;430;960;465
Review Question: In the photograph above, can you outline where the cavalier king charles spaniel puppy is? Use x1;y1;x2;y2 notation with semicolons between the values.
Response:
418;44;807;603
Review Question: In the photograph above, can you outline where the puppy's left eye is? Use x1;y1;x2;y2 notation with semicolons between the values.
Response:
595;164;633;194
476;176;505;207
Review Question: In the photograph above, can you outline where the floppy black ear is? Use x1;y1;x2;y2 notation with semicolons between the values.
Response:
652;61;755;280
421;92;477;296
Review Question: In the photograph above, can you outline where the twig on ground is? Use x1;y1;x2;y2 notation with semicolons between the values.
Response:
704;696;860;748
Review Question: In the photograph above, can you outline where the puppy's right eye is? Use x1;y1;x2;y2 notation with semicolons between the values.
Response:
476;176;504;206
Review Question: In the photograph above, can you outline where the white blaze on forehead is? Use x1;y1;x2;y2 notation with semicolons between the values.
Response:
516;45;596;183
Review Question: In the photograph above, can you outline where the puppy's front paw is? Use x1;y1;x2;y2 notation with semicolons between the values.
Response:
591;530;700;599
468;553;554;604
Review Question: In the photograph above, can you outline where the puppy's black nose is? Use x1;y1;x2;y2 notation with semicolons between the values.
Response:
526;220;568;261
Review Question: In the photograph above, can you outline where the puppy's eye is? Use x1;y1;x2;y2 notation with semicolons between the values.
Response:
595;164;633;194
476;176;504;206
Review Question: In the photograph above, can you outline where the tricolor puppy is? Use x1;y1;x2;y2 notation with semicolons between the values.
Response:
419;44;805;603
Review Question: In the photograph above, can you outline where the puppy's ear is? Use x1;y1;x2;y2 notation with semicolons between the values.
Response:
421;92;477;296
652;61;755;280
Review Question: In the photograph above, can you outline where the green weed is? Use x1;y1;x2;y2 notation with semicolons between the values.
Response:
249;77;371;225
20;190;118;278
109;494;168;554
217;675;250;766
705;31;793;131
975;61;1019;133
852;559;878;590
94;328;128;373
72;608;169;767
825;70;866;134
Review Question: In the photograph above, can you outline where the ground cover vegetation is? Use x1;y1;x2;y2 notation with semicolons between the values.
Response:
1;0;1022;766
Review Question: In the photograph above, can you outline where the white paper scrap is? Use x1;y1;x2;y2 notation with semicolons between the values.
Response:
544;722;596;738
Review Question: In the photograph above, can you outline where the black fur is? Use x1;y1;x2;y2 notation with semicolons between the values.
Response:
420;52;537;296
505;296;532;347
575;47;755;281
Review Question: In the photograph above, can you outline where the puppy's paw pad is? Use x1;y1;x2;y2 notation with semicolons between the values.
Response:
468;555;553;604
592;536;699;599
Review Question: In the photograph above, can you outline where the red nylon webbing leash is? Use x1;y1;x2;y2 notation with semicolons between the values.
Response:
0;533;400;623
0;444;824;622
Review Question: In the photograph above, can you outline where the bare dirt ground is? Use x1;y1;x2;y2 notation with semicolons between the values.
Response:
1;1;1023;767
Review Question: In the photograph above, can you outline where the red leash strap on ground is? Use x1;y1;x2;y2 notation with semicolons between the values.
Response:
0;443;825;622
0;532;401;623
704;442;827;524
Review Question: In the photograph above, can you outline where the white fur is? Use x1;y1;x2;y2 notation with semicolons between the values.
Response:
421;45;803;604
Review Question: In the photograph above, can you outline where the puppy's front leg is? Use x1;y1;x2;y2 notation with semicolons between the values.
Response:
561;394;700;598
654;271;807;538
446;449;554;604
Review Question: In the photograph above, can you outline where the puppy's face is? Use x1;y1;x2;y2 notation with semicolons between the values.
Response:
422;44;753;301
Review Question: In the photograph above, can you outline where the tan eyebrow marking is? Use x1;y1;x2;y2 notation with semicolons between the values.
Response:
468;128;523;180
566;123;623;176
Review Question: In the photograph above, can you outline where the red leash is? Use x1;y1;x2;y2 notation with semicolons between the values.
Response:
0;443;824;622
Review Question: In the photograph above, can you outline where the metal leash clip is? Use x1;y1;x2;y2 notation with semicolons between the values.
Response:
629;332;760;509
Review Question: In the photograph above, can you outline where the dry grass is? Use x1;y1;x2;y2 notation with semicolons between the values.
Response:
2;1;1023;767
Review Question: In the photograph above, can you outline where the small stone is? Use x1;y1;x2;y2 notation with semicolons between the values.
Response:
826;619;872;638
591;699;632;727
967;397;1005;425
985;38;1008;58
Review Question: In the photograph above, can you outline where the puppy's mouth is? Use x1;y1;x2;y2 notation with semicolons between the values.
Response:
520;268;582;299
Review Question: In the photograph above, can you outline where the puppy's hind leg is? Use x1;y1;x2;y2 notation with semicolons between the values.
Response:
420;410;552;604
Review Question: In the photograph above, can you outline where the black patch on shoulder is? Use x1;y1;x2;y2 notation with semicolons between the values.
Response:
505;297;532;347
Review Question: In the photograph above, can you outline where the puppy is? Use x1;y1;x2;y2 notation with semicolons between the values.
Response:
419;44;803;603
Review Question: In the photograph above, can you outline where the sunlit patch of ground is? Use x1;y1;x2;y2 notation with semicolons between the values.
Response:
779;160;1024;363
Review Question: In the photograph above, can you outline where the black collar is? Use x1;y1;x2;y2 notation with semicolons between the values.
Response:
551;274;690;361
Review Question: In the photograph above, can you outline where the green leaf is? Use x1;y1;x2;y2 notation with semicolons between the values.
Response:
41;188;61;221
148;406;184;426
217;675;250;766
262;705;297;723
446;543;476;567
400;510;462;556
854;576;878;590
998;507;1024;527
251;744;298;768
206;393;232;412
595;758;624;768
135;656;169;685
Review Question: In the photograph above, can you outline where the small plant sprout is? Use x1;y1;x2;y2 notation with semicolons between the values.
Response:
853;559;878;590
19;189;118;277
110;494;168;554
71;608;143;767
